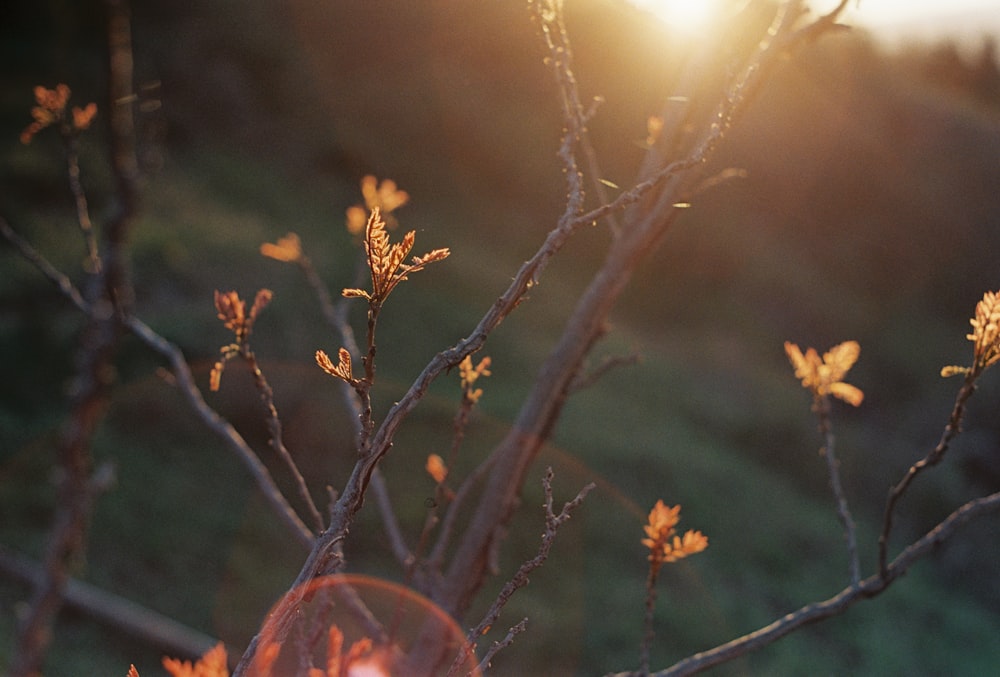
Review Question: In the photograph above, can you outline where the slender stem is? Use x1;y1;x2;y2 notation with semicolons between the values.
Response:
0;217;89;312
638;564;661;677
406;396;473;588
64;135;102;274
300;253;410;563
878;372;978;576
244;347;324;534
127;317;315;546
427;454;495;570
2;215;316;548
441;469;594;677
471;618;527;677
814;395;860;586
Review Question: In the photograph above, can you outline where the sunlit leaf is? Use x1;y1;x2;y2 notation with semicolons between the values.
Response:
162;642;229;677
426;454;448;484
785;340;863;406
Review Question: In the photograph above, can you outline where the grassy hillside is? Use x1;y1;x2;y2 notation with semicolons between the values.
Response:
2;1;1000;675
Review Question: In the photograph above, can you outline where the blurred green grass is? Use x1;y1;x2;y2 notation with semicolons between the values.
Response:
3;1;1000;675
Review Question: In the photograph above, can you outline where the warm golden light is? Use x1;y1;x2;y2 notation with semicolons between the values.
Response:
630;0;718;32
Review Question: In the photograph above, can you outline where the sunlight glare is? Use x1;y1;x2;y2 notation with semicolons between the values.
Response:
630;0;717;32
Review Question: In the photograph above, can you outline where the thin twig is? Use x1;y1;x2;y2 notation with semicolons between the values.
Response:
127;316;315;547
427;455;496;571
244;348;324;534
472;618;527;676
638;563;661;676
405;394;473;587
445;468;595;677
0;217;89;312
64;135;102;274
814;395;860;587
299;248;411;565
2;212;316;548
414;369;485;581
878;372;978;576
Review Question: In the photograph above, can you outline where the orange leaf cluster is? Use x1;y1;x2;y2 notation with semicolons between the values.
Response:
784;340;864;407
21;83;97;144
260;232;303;263
459;355;492;403
209;289;272;390
342;207;450;305
141;628;388;677
642;500;708;569
316;347;355;384
942;290;1000;377
214;289;272;343
967;290;1000;371
346;175;410;235
140;643;230;677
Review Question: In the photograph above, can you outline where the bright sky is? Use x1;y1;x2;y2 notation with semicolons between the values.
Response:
845;0;1000;43
845;0;996;26
630;1;1000;43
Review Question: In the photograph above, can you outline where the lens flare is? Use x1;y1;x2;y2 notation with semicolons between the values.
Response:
248;574;481;676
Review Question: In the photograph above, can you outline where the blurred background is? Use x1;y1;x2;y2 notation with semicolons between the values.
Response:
1;0;999;674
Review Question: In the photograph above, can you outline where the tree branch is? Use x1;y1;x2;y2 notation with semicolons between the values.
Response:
626;491;1000;677
127;316;315;547
299;249;411;565
443;468;595;677
878;372;977;576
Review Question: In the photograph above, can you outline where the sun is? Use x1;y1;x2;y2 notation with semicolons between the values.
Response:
630;0;718;32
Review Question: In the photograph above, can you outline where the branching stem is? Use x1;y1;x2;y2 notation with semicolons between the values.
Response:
878;371;978;576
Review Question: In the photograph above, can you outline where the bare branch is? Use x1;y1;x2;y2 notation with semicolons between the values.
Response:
445;468;595;677
0;217;89;313
244;348;324;534
814;396;860;586
4;217;315;551
427;455;496;571
878;373;978;576
0;545;221;661
617;491;1000;677
471;618;528;677
65;136;102;274
436;2;817;620
297;245;411;565
126;316;315;547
